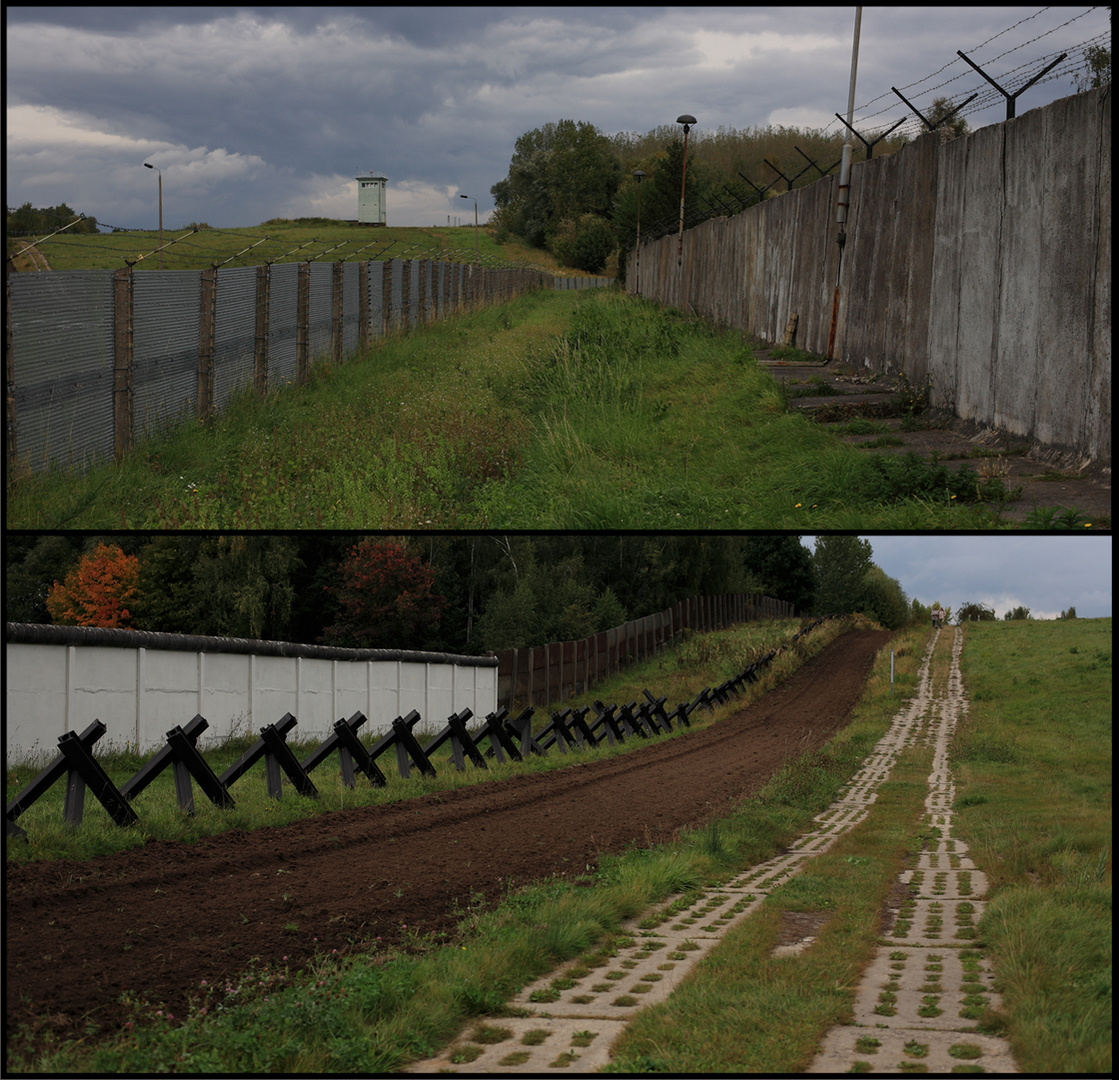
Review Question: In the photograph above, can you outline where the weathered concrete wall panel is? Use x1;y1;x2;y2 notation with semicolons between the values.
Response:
631;87;1110;463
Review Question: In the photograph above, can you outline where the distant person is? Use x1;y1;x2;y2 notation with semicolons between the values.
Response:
931;603;944;629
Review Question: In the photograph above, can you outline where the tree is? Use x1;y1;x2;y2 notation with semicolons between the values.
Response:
1073;43;1111;92
909;597;932;627
6;201;99;237
5;534;82;623
322;537;446;649
46;543;141;627
491;119;621;253
550;213;617;273
926;96;970;139
861;565;910;629
956;601;995;623
133;535;301;640
811;536;874;615
1003;605;1031;620
740;535;815;613
1059;606;1078;620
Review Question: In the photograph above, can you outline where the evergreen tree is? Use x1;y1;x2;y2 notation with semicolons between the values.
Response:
811;535;874;615
740;535;815;613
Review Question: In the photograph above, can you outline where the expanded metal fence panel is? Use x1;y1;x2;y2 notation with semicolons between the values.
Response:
555;276;611;290
214;266;257;409
132;271;200;440
343;261;361;356
9;270;115;471
267;261;299;390
368;260;385;336
308;261;333;361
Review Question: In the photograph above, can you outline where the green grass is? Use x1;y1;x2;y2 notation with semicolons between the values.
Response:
9;288;1049;529
951;618;1112;1074
6;221;526;274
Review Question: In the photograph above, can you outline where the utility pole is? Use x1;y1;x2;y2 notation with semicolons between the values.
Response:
827;6;861;362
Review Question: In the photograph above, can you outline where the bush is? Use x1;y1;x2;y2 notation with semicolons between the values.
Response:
550;214;616;274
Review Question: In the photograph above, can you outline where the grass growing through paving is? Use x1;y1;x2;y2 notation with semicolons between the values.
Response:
6;616;906;1073
951;618;1112;1075
9;288;1026;529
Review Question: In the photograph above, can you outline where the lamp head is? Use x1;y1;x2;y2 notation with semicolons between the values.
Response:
676;114;697;134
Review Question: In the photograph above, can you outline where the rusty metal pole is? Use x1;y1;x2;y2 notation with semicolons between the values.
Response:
634;169;645;296
676;115;696;271
827;6;861;362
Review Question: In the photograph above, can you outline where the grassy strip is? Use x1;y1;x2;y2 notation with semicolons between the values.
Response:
603;627;945;1074
6;618;911;1072
951;618;1112;1075
4;616;840;863
9;288;1025;529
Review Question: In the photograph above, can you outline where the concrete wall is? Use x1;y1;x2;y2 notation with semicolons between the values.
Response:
5;624;498;764
632;87;1111;464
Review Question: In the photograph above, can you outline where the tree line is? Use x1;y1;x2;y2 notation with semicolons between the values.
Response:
6;534;928;653
6;202;100;237
489;117;919;275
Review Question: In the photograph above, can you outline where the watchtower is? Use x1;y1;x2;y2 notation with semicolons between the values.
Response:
356;171;388;225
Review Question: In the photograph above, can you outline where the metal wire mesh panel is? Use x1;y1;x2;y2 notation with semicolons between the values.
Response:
133;271;200;439
214;266;258;409
308;261;332;361
267;261;299;390
343;261;361;356
368;260;385;337
9;270;115;472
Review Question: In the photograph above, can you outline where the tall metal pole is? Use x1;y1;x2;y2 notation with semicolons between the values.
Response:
676;115;696;269
827;7;861;361
144;162;164;270
460;194;479;263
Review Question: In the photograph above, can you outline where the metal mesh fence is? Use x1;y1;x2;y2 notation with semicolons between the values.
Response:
8;258;557;473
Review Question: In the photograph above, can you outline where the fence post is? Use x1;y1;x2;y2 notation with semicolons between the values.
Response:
332;260;345;364
254;263;270;396
113;266;134;461
358;261;370;351
297;260;311;384
382;259;394;336
400;259;411;330
198;266;217;422
417;259;428;326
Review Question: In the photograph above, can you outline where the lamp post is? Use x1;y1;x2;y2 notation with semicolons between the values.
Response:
143;162;163;269
459;194;479;263
633;170;646;295
675;115;696;268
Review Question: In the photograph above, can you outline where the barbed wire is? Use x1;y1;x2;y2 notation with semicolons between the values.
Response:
836;6;1109;139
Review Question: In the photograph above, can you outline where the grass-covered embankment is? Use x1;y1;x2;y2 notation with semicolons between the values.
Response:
10;288;1022;529
951;618;1112;1074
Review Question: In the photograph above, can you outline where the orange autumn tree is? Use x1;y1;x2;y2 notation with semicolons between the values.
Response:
46;543;141;628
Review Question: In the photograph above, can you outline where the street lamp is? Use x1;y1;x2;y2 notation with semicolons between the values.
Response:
633;170;646;295
143;162;163;269
459;194;479;263
676;114;696;268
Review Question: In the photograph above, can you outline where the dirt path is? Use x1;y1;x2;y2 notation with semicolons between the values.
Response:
4;628;891;1054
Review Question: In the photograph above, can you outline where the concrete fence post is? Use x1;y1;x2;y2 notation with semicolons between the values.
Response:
112;266;134;462
296;261;311;384
198;267;217;422
254;263;270;396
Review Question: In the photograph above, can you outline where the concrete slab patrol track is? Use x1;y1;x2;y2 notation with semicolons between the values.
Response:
407;629;1018;1074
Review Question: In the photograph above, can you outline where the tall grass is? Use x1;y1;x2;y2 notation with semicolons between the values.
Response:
9;289;1027;529
951;618;1112;1074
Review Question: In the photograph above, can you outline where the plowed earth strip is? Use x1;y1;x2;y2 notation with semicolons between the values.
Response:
4;628;891;1050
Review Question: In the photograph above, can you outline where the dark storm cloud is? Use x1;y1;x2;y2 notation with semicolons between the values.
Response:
6;7;1110;228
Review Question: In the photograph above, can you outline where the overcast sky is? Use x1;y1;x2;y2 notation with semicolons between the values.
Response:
6;6;1110;231
801;535;1112;620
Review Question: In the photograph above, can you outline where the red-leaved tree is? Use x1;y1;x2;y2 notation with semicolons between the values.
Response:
322;537;445;649
46;543;141;628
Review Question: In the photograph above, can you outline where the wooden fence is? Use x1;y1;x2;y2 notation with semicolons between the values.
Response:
496;592;795;710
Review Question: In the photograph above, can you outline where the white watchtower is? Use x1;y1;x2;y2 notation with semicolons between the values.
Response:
356;171;388;225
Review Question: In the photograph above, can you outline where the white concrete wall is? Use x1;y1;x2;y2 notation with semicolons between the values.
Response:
5;633;498;764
